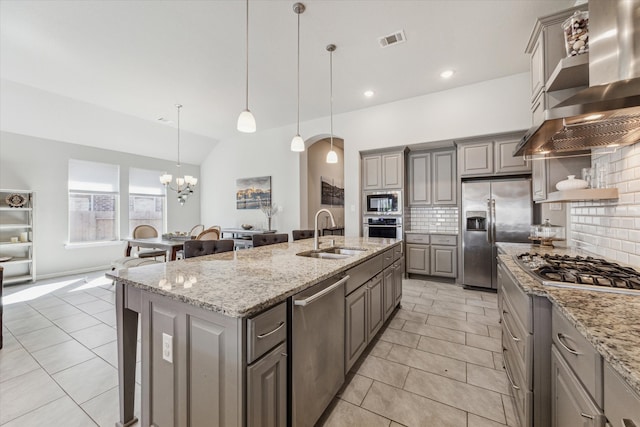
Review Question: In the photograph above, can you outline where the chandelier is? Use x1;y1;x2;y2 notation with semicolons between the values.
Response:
160;104;198;206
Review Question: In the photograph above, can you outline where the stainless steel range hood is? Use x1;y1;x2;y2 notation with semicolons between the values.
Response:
514;0;640;157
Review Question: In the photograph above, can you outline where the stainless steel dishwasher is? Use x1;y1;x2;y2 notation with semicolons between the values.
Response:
290;274;349;427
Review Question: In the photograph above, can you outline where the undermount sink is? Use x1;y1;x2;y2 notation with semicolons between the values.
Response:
297;246;367;260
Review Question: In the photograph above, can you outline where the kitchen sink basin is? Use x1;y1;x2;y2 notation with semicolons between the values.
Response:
296;246;367;260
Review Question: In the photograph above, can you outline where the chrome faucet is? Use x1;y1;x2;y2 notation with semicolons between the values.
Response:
314;209;336;251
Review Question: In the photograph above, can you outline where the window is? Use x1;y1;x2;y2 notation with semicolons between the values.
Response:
68;159;119;243
129;167;165;236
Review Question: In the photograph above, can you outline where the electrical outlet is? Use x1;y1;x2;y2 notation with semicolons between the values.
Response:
162;333;173;363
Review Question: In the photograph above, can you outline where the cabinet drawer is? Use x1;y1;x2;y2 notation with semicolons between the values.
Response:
247;302;287;364
429;235;457;246
346;253;383;295
604;362;640;427
552;307;603;406
393;244;402;261
503;338;532;427
383;248;395;269
405;234;429;244
502;295;533;388
500;267;532;333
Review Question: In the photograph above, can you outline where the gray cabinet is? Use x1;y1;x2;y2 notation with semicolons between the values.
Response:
406;243;429;275
393;257;404;306
382;266;395;322
551;346;605;427
408;150;456;206
362;151;404;190
367;274;384;339
458;137;530;177
430;245;456;278
604;362;640;427
345;285;368;371
247;343;287;427
531;154;590;201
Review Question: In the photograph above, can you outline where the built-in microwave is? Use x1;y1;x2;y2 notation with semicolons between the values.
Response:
364;191;401;215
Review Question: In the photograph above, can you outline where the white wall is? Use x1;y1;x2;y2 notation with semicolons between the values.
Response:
0;131;201;278
307;140;344;228
200;72;532;236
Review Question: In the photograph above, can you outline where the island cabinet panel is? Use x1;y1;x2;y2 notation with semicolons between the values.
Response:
406;243;429;275
141;293;242;427
367;274;384;340
345;285;368;371
393;257;404;305
382;266;395;322
247;342;287;427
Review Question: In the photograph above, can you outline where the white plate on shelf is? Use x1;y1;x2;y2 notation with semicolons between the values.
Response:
0;256;13;262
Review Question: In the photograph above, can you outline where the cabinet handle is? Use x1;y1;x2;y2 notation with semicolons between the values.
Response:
502;348;520;391
580;413;594;420
281;352;288;358
556;333;581;355
257;321;285;339
294;275;350;306
502;310;520;342
622;419;637;427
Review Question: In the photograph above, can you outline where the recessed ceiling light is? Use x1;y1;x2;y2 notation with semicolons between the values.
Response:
440;69;455;79
364;90;375;97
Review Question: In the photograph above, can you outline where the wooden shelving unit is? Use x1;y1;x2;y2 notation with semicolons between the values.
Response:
540;188;619;203
0;189;35;284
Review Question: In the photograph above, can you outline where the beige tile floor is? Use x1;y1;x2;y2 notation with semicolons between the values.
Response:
1;273;515;427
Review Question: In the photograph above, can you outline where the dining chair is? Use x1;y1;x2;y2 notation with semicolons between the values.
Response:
252;233;288;247
132;224;167;261
292;229;315;241
189;224;205;237
196;228;220;240
183;239;234;258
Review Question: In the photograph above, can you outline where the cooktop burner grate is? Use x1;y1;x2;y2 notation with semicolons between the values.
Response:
515;252;640;295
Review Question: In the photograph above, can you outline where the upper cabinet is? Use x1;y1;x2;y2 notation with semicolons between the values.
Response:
408;148;456;206
457;134;530;177
531;153;590;202
526;4;589;127
362;151;404;190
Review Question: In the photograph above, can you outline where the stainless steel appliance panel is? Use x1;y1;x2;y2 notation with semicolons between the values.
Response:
462;181;493;288
291;275;347;427
492;180;533;244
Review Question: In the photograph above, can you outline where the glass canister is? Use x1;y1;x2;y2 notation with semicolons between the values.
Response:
562;10;589;56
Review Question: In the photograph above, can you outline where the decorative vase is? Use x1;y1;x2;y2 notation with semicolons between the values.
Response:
267;217;272;231
556;175;589;191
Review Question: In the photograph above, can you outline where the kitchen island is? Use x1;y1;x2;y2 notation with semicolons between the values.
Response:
107;236;402;427
496;243;640;427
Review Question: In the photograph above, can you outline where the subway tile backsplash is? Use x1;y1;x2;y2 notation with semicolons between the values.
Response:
569;142;640;267
407;206;459;234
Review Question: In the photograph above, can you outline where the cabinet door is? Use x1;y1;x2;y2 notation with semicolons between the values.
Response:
408;152;431;205
382;266;395;322
382;152;403;189
247;342;287;427
530;34;544;101
532;157;547;201
551;346;605;427
430;245;457;278
345;285;368;372
459;142;493;176
393;257;404;306
362;155;382;190
495;140;531;174
367;274;384;340
406;244;429;275
433;150;457;205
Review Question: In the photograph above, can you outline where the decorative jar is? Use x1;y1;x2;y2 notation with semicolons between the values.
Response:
562;10;589;56
556;175;588;191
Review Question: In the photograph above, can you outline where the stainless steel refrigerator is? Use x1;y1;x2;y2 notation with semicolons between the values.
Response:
462;178;532;289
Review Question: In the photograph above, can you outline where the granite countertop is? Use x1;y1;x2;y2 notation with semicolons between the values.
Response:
497;242;640;395
107;236;399;319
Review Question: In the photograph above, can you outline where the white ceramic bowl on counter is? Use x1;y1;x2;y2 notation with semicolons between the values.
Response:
556;175;589;191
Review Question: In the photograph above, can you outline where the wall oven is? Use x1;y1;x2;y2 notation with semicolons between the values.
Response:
364;191;402;215
363;216;403;240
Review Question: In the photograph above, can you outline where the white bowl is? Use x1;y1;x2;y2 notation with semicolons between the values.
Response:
556;175;588;191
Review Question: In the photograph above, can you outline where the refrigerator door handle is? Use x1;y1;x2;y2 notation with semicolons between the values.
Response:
486;199;492;243
490;199;496;244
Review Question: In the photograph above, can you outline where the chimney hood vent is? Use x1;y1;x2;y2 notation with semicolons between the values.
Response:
514;0;640;157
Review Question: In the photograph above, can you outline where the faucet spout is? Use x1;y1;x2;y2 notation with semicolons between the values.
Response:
314;209;336;251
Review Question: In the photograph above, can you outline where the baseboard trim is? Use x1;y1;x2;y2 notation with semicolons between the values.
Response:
36;265;111;281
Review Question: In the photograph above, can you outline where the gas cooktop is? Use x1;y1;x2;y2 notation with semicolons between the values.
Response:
515;252;640;295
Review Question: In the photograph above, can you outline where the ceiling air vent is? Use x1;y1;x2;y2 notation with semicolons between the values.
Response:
378;30;406;48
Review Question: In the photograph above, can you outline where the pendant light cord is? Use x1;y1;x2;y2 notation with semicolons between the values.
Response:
329;47;333;150
296;10;300;135
245;0;249;110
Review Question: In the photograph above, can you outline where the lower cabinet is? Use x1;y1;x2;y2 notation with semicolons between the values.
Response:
382;266;395;321
367;274;384;343
406;234;457;278
345;285;368;371
430;245;456;278
406;243;429;275
247;343;287;427
393;257;404;305
551;345;605;427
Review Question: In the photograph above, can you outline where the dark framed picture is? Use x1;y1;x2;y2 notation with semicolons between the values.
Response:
236;176;271;209
320;176;344;206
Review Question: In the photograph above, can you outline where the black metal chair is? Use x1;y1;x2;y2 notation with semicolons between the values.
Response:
252;233;288;247
183;239;234;258
292;229;315;241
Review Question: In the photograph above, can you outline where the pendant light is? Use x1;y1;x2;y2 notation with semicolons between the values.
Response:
237;0;256;133
326;44;338;164
290;2;306;152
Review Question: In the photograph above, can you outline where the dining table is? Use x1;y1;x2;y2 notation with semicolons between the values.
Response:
220;228;276;249
124;237;187;261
